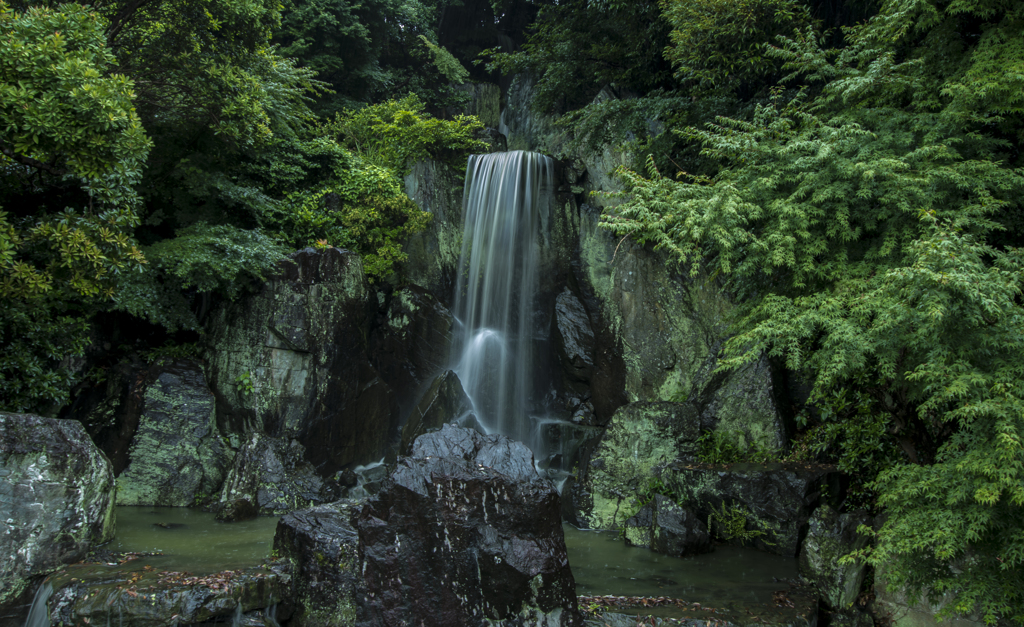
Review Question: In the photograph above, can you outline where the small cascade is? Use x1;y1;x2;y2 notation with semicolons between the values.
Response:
453;150;556;451
23;582;52;627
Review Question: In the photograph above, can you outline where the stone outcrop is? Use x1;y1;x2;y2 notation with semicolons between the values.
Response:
204;248;399;476
661;462;840;556
577;402;701;530
114;360;231;507
0;413;116;608
402;160;466;303
368;286;456;417
46;559;291;627
216;432;341;516
273;426;581;626
398;370;474;455
274;501;363;627
554;287;596;383
622;495;712;557
799;505;871;611
577;212;787;453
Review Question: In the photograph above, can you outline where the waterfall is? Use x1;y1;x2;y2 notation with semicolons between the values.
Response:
453;150;556;451
23;582;52;627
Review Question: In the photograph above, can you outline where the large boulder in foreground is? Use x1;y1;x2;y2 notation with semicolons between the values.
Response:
275;501;363;627
204;248;399;476
0;413;116;608
273;426;581;627
115;360;232;507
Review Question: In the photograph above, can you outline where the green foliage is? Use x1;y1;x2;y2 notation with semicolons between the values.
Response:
602;0;1024;617
707;501;775;546
0;302;90;413
660;0;811;93
418;35;469;85
235;370;255;396
266;172;430;280
114;223;289;331
1;1;151;413
696;430;775;464
482;0;672;113
328;95;486;173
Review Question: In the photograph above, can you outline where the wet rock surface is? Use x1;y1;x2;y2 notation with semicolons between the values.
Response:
359;439;580;626
555;287;596;383
273;426;581;626
44;558;291;627
0;413;116;608
622;495;712;557
799;505;870;611
660;462;840;557
578;402;702;530
402;159;465;303
368;286;455;417
115;360;231;507
274;501;363;627
217;432;339;515
575;204;786;453
398;370;474;455
410;423;539;482
204;248;399;476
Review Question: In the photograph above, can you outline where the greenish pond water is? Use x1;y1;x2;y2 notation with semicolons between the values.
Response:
109;507;280;574
106;508;803;621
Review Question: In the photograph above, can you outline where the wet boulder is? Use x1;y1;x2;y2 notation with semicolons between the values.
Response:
217;432;338;515
398;370;473;455
46;560;291;627
621;495;711;557
274;501;363;627
578;402;701;530
204;248;399;475
369;286;456;417
799;505;871;610
410;423;539;482
0;413;116;608
114;360;232;507
554;287;596;383
660;462;841;557
359;429;581;626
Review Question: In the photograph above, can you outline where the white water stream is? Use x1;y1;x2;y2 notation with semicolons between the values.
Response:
452;150;556;452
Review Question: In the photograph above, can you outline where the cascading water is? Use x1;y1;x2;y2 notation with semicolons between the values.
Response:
453;150;556;451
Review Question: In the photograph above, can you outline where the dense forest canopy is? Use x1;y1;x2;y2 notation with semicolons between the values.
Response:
2;0;1022;622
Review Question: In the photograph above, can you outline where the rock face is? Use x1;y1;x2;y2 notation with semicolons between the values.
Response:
217;432;339;515
115;360;231;507
402;159;465;303
555;287;596;383
577;212;787;453
274;501;363;627
359;432;579;626
622;495;712;557
204;248;399;476
578;402;701;530
398;371;474;455
368;286;456;417
799;506;871;611
661;462;839;556
46;560;291;627
272;426;581;626
0;413;116;608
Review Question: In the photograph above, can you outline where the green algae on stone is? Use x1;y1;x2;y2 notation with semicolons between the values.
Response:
115;361;232;507
0;413;116;608
581;402;701;530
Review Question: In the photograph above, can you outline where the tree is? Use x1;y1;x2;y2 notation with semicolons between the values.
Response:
601;0;1024;620
1;1;150;411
